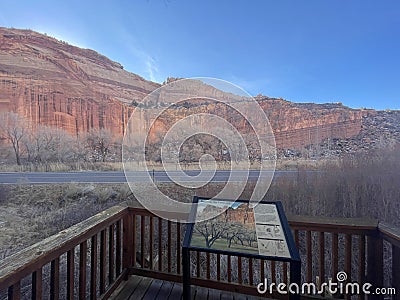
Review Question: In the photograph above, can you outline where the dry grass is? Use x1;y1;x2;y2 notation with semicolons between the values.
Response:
1;148;399;261
0;158;336;172
0;162;124;172
0;183;138;260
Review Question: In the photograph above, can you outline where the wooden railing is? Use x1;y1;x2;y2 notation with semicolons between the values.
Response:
289;215;387;300
0;206;127;300
1;206;399;299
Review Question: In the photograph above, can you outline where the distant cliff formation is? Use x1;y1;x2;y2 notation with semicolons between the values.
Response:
0;27;159;136
0;27;391;153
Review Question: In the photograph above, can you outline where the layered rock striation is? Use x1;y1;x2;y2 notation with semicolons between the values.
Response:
0;27;377;152
0;27;159;135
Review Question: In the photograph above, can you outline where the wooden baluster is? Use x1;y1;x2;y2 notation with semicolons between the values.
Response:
50;257;60;300
32;268;42;300
344;234;352;300
158;217;162;271
196;251;201;278
332;233;339;283
319;232;325;284
167;221;172;273
294;230;299;248
248;258;253;285
141;215;145;268
227;255;232;282
367;234;383;300
260;259;265;283
8;281;21;300
283;262;288;283
67;249;74;300
116;220;122;276
307;231;312;282
358;235;366;300
271;260;276;283
217;254;221;281
90;235;98;300
79;241;87;299
149;216;154;270
238;256;242;284
206;252;211;279
392;245;400;298
345;234;352;283
123;213;133;271
100;229;106;293
177;222;181;274
132;214;137;268
109;224;115;283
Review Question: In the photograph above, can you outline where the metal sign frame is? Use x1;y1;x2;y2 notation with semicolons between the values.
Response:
182;196;301;300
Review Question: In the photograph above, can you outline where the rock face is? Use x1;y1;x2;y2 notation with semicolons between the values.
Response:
201;203;255;225
224;203;255;225
256;97;365;149
0;27;159;136
134;96;365;150
0;27;384;153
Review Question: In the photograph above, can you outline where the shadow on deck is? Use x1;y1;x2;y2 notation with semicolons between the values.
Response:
109;275;268;300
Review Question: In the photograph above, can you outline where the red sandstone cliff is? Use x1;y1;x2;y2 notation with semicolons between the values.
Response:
0;27;368;150
0;27;159;136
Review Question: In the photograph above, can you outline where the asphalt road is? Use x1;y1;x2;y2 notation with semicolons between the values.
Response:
0;170;299;185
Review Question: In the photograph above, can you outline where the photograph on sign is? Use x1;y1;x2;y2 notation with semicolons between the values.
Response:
192;199;290;257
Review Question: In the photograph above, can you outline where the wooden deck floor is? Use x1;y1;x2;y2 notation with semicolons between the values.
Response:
109;276;268;300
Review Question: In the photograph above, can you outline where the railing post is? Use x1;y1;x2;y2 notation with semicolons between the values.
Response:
290;260;301;300
123;210;133;275
392;245;400;300
182;247;191;300
366;233;383;300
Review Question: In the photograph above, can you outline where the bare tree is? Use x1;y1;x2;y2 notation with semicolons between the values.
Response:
25;125;74;165
70;133;90;163
85;128;115;162
195;219;226;248
0;112;29;165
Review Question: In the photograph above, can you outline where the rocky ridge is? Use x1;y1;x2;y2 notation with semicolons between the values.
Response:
0;27;398;156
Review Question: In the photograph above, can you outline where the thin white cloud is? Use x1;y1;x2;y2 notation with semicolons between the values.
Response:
145;56;159;82
116;27;161;82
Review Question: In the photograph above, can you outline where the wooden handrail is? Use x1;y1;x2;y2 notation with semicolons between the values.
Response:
378;222;400;248
0;205;127;290
288;214;378;234
1;205;399;300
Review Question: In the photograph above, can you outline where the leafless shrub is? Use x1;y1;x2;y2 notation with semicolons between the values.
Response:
266;147;400;226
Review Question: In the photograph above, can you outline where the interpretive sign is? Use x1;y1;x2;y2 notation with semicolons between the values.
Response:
190;198;291;258
182;197;301;300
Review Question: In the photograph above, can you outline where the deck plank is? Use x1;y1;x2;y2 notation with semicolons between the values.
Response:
208;288;221;300
109;275;271;300
191;288;197;300
128;276;153;300
234;293;247;300
112;276;142;300
220;291;234;300
142;279;163;300
157;280;174;299
168;282;183;300
194;286;209;300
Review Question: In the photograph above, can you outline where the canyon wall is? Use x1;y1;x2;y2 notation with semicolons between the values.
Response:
0;27;159;136
0;27;365;150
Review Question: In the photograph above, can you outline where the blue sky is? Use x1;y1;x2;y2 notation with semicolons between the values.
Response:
1;0;399;110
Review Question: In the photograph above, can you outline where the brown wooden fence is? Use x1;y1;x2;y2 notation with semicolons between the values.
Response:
0;206;399;299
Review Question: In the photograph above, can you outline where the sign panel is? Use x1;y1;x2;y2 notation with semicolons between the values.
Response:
254;204;290;257
191;198;290;258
